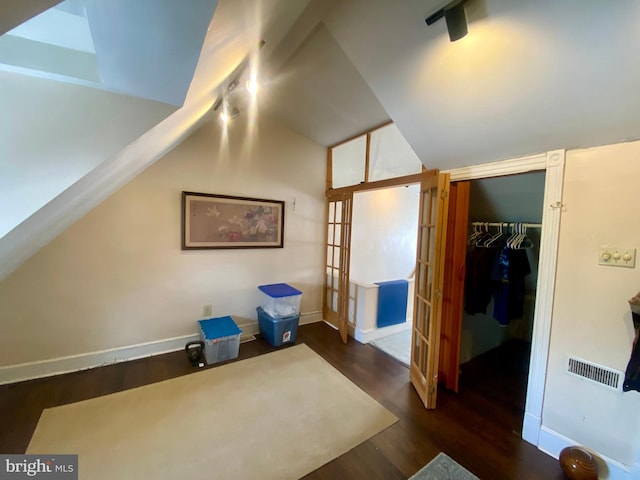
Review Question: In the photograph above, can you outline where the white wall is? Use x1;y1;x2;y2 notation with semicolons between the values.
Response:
0;113;326;366
543;141;640;467
0;70;176;239
350;185;419;283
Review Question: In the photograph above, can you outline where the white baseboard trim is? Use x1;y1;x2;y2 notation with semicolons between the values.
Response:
522;412;541;445
352;327;364;343
0;333;201;386
353;321;411;344
299;311;323;325
537;425;631;480
0;311;323;386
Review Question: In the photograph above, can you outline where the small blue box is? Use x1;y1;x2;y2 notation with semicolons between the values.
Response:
257;306;299;347
198;316;242;365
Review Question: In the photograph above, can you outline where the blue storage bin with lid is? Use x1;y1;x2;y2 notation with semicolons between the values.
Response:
258;283;302;318
257;306;299;347
198;316;242;365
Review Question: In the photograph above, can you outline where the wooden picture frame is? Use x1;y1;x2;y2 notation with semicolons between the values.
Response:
181;191;284;249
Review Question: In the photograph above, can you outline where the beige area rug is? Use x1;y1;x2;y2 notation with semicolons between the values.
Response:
27;344;397;480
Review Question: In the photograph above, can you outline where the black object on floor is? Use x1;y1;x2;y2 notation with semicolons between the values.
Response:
185;341;205;367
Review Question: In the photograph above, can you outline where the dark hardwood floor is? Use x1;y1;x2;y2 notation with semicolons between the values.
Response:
0;322;563;479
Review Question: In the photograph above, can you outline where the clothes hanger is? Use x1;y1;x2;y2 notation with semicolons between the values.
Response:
506;224;517;249
475;223;492;247
511;223;533;250
514;223;525;249
467;223;481;245
511;223;523;250
484;223;505;247
468;223;487;246
519;224;534;249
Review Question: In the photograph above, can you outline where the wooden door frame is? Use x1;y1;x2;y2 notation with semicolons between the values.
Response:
439;181;470;393
443;149;566;446
337;193;353;343
325;124;564;445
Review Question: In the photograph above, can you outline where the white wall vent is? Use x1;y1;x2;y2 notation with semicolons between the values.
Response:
566;356;623;392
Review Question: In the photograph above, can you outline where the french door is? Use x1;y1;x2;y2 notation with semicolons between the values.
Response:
322;192;353;343
410;169;450;409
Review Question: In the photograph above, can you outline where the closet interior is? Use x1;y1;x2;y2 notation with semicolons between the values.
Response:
457;171;546;432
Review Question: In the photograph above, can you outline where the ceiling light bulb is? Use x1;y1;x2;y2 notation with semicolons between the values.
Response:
219;105;240;124
246;79;259;94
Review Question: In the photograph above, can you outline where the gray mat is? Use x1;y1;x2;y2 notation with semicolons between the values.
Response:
409;453;479;480
370;328;411;366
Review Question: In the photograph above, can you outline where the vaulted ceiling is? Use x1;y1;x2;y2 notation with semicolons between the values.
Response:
2;0;640;281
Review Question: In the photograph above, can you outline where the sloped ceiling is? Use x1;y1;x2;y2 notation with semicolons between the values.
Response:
3;0;640;282
0;0;314;281
0;0;62;36
1;0;217;105
321;0;640;169
260;23;389;146
0;0;220;240
85;0;217;106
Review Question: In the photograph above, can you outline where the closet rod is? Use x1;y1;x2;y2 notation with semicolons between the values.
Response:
471;222;542;229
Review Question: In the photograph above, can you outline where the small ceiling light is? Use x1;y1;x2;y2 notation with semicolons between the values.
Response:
426;0;468;42
219;105;240;124
227;79;239;92
245;78;259;95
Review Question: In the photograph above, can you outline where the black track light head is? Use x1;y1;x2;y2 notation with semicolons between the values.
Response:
425;0;469;42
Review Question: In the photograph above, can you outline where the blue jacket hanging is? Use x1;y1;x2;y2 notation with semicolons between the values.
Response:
490;244;531;326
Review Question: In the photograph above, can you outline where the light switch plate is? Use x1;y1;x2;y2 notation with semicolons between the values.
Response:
598;246;636;268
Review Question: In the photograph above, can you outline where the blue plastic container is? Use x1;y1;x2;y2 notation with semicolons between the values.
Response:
257;306;299;347
198;316;242;365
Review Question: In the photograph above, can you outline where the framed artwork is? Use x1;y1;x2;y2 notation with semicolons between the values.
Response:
182;192;285;249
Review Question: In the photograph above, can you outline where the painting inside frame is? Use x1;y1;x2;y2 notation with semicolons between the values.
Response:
182;192;284;249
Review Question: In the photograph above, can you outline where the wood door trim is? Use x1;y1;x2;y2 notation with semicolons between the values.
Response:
426;172;450;407
327;173;422;196
328;120;393;149
439;181;470;393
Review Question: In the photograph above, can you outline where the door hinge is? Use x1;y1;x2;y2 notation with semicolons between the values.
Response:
435;288;442;299
441;190;449;199
429;373;438;395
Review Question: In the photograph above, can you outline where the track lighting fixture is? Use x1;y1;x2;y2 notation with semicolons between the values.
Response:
245;78;259;95
219;104;240;124
226;79;239;92
425;0;468;42
210;39;266;126
213;98;240;124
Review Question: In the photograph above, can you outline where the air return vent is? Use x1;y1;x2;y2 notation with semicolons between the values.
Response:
566;356;622;392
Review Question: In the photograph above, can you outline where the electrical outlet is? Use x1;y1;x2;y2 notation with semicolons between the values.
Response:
203;304;213;317
598;246;636;268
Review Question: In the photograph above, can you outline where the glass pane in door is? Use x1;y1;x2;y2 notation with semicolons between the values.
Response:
410;170;450;410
